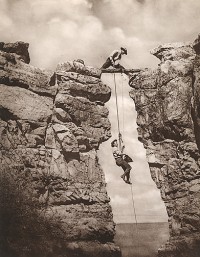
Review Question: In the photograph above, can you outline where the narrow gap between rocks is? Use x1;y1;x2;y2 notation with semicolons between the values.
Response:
98;73;169;256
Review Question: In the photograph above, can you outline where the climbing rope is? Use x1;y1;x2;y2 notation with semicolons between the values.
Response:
130;182;138;226
113;73;122;150
120;72;125;136
113;72;139;239
113;72;138;226
130;182;139;257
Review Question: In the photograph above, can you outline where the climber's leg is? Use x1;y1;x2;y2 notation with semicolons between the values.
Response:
124;164;131;182
101;58;112;69
114;63;125;71
124;168;132;184
117;159;132;183
125;169;130;181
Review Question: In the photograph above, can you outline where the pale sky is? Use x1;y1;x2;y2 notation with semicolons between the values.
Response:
1;0;200;223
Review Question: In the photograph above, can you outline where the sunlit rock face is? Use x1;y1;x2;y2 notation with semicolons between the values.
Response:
0;43;121;257
129;36;200;257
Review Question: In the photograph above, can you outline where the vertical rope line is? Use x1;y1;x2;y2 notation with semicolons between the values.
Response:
121;73;125;136
130;183;138;227
115;72;139;254
130;183;139;257
113;73;121;150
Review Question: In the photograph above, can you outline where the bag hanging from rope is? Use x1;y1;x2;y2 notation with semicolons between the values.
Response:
123;154;133;163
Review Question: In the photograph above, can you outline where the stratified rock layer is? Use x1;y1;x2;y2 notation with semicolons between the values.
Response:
0;45;120;257
129;38;200;257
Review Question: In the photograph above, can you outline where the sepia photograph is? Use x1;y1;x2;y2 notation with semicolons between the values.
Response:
0;1;200;257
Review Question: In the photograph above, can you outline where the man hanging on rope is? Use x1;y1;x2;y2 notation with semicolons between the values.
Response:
111;134;132;184
101;47;127;71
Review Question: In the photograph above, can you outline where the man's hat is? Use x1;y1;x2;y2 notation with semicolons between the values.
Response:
121;47;127;55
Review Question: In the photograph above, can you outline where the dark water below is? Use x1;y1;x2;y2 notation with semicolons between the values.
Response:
114;223;169;257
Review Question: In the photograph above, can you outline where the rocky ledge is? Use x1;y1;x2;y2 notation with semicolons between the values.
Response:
0;42;120;257
129;34;200;257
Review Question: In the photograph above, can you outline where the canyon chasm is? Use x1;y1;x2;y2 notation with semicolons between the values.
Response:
1;35;200;257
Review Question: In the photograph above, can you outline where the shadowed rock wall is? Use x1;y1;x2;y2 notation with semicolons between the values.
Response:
129;35;200;257
0;42;120;257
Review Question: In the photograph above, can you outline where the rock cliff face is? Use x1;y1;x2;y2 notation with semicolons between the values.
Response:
129;35;200;257
0;42;120;257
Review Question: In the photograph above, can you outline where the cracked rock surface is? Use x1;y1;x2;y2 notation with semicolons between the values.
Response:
0;44;120;257
129;36;200;257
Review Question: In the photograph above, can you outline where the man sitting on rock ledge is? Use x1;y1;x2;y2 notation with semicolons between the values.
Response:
101;47;127;71
111;135;132;184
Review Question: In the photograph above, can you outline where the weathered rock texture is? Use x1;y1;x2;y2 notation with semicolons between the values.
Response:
129;35;200;257
0;43;120;257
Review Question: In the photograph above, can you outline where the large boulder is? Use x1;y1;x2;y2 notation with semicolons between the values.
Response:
0;42;120;257
0;41;30;63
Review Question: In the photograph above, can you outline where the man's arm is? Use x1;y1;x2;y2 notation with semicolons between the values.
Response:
109;56;115;66
121;145;125;154
109;50;121;66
